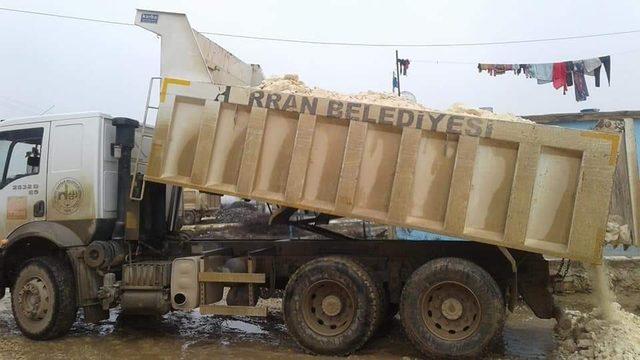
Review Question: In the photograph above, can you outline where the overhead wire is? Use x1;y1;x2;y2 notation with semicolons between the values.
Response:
198;29;640;48
412;59;478;65
1;6;640;48
0;7;133;26
411;47;640;66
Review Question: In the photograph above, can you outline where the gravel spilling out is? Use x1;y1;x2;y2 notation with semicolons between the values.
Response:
555;264;640;359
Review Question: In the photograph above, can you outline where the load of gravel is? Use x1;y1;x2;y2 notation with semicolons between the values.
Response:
555;303;640;359
258;74;533;123
555;264;640;359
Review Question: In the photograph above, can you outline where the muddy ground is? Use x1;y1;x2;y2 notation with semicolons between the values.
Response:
0;291;638;360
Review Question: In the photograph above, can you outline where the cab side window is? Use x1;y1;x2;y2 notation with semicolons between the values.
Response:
0;128;44;189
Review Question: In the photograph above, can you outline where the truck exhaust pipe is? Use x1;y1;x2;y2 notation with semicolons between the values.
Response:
111;117;139;242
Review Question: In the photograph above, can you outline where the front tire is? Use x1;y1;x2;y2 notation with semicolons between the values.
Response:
400;257;505;358
11;256;78;340
283;256;381;356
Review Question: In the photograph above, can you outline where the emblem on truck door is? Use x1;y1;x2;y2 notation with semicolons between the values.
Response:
53;178;83;214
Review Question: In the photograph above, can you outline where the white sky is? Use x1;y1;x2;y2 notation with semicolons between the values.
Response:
0;0;639;121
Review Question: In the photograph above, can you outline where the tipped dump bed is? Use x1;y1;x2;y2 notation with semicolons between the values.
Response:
145;79;620;263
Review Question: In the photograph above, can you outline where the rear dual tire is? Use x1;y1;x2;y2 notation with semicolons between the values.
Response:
400;257;505;358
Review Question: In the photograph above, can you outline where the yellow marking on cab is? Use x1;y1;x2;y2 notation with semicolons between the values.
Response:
581;131;620;165
160;78;191;103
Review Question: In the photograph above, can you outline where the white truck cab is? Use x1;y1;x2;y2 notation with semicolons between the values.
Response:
0;112;120;243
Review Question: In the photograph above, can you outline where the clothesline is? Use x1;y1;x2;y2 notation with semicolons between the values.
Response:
410;47;640;65
478;56;611;102
392;52;624;100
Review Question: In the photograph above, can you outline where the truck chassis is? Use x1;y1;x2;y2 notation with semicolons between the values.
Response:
0;206;555;358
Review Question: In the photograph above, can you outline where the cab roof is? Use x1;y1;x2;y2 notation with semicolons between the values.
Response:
0;112;112;127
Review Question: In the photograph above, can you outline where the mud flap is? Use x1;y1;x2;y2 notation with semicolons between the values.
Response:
517;254;555;319
67;248;99;304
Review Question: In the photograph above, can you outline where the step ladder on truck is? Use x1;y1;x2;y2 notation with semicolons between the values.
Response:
0;9;633;359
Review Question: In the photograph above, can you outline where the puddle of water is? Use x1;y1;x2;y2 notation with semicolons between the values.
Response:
496;306;556;359
0;295;582;360
223;319;267;334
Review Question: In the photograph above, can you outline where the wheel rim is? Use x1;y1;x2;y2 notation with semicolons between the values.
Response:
302;280;355;336
420;281;481;341
17;276;52;321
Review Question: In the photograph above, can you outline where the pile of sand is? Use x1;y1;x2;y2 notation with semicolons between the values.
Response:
555;304;640;359
555;264;640;359
258;74;533;123
258;74;431;111
446;102;533;123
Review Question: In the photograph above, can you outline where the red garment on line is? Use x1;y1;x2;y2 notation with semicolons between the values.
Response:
552;62;568;94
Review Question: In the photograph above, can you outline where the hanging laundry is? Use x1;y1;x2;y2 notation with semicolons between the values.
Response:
573;61;589;102
533;63;553;84
600;55;611;86
552;62;568;94
494;65;507;75
478;64;491;73
590;56;611;87
584;58;602;74
592;66;603;87
565;61;574;87
477;55;609;102
524;64;535;78
478;64;515;76
583;57;603;87
397;59;411;75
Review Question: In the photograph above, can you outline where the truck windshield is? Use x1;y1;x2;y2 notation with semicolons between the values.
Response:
0;128;44;189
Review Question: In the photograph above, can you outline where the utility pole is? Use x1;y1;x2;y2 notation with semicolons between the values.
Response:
395;50;401;96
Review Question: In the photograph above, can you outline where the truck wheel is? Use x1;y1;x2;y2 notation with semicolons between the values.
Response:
400;257;504;358
11;256;78;340
283;256;380;356
182;210;196;225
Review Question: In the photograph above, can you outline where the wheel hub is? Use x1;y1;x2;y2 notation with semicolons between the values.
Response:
321;295;343;316
17;278;51;320
441;298;463;320
302;280;355;336
421;281;481;341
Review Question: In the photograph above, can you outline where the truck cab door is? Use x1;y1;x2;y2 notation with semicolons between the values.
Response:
0;123;49;239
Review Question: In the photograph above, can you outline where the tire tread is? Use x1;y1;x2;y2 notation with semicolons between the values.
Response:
400;257;505;359
283;256;380;356
11;256;78;340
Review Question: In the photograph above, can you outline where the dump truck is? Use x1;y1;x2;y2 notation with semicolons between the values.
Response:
179;188;220;225
0;9;634;358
